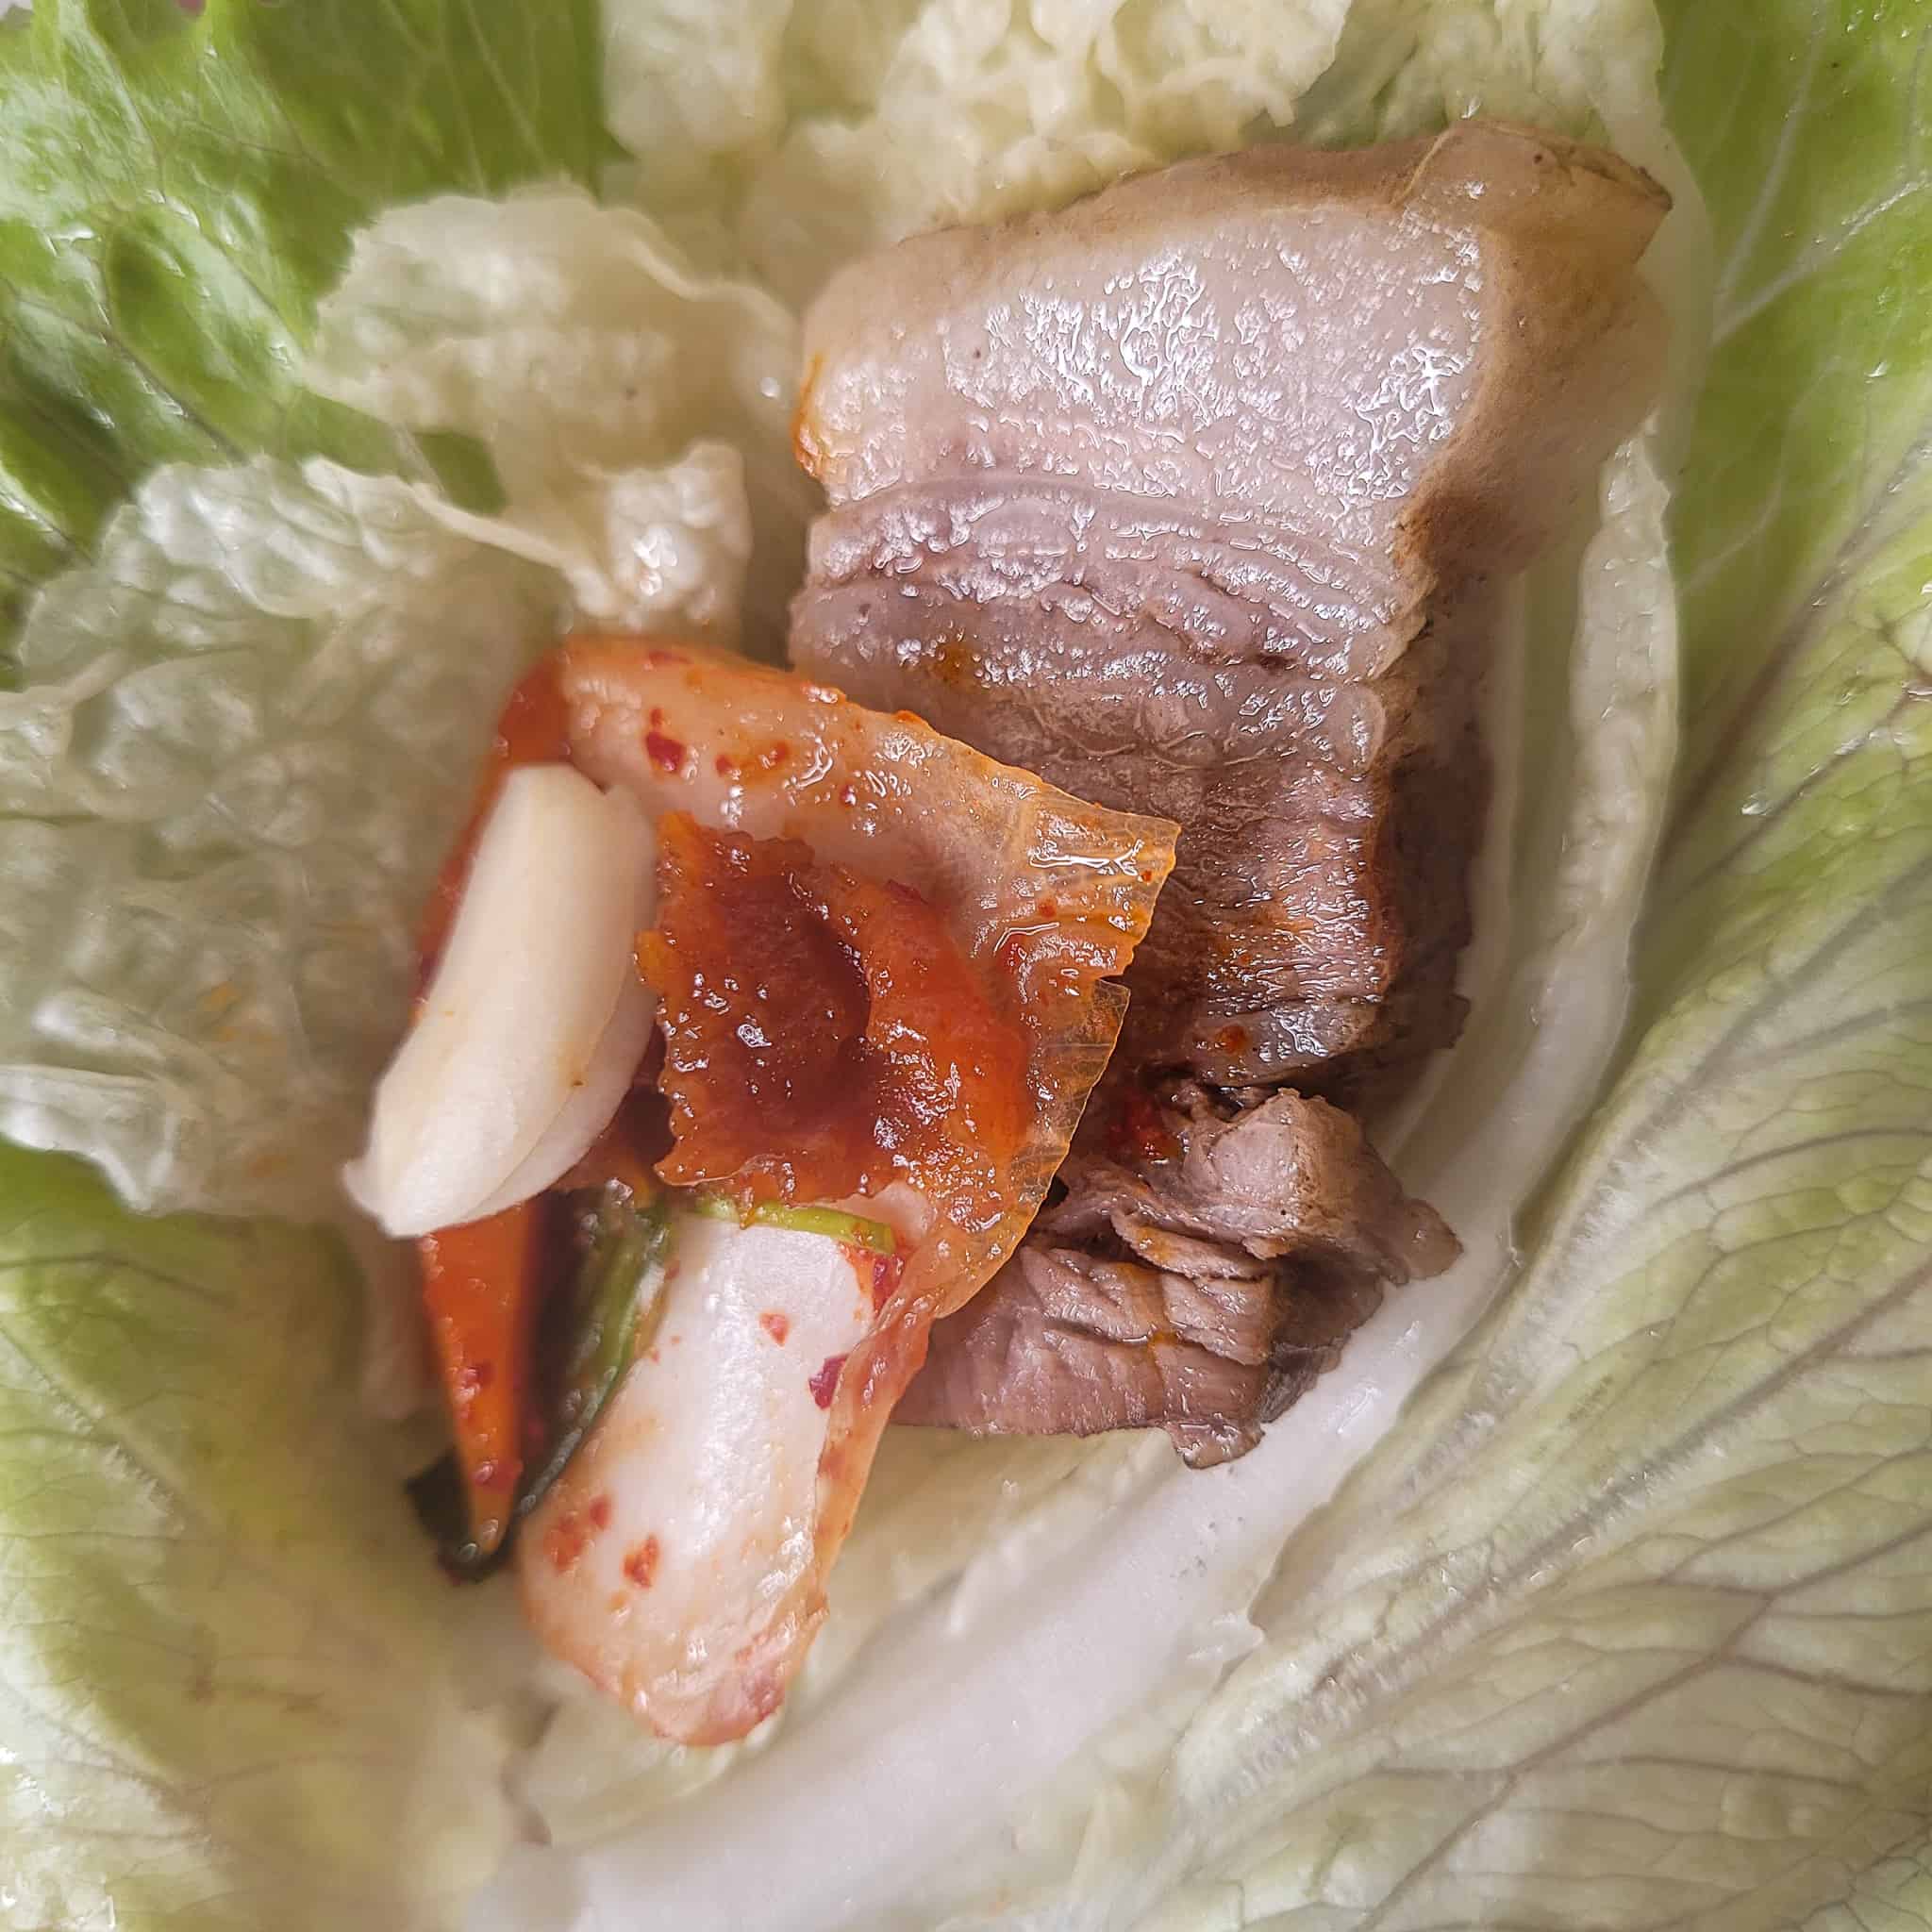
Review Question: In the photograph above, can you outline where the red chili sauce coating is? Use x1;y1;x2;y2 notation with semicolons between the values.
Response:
637;812;1030;1232
1107;1088;1180;1165
808;1354;848;1409
865;1248;904;1313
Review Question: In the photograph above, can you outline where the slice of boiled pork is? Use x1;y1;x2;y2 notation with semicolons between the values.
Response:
791;121;1669;1458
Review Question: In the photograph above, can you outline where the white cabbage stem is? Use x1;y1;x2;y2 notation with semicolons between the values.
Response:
517;1216;878;1739
342;763;658;1238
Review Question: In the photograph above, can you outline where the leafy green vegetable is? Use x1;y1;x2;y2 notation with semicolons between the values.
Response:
0;456;565;1228
0;0;607;652
517;1184;673;1529
1661;0;1932;758
304;187;805;643
0;1142;516;1931
1096;5;1932;1925
3;0;1927;1926
606;0;1344;302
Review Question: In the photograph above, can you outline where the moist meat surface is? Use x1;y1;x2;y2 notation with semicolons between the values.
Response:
894;1082;1457;1463
791;122;1668;1452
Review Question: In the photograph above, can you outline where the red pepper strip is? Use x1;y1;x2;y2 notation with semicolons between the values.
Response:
410;651;576;1557
418;1202;544;1560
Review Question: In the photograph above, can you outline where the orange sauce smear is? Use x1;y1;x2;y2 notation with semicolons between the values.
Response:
638;811;1030;1233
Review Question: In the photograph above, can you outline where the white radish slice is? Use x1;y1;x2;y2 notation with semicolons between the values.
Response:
519;1217;878;1743
342;764;657;1238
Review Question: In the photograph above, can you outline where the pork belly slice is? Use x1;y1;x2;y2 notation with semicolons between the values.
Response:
791;121;1668;1453
793;571;1491;1082
794;120;1666;1095
794;120;1666;594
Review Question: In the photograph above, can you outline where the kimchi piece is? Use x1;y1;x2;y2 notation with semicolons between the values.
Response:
344;637;1175;1742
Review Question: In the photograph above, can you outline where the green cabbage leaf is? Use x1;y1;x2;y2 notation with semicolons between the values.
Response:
0;1144;519;1931
1081;4;1932;1925
0;0;1926;1929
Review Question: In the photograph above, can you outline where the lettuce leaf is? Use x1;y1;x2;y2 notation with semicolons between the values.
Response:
3;0;1927;1928
304;186;805;643
1070;4;1932;1925
0;457;565;1228
0;1142;517;1931
0;0;607;652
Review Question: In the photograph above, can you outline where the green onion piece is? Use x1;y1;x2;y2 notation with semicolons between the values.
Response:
514;1181;672;1525
408;1181;673;1580
688;1191;898;1255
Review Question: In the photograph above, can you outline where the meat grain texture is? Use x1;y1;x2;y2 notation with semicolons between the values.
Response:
792;122;1669;1460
